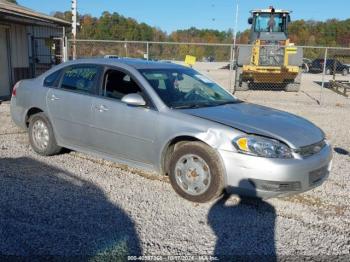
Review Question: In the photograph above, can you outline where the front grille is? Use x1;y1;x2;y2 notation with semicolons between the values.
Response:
296;140;326;158
309;165;329;186
249;179;301;192
259;45;284;66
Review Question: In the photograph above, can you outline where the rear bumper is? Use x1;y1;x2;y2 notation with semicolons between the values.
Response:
219;143;333;199
10;97;27;129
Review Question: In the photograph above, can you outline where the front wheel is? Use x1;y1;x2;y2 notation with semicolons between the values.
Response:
169;142;225;203
342;68;349;76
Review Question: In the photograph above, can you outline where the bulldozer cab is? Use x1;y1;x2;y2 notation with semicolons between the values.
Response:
235;7;302;92
248;8;291;43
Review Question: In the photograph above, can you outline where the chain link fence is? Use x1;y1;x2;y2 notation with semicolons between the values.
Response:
326;48;350;99
67;39;350;108
68;40;148;59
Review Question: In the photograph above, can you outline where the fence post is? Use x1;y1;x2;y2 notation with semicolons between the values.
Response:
62;37;68;62
124;42;128;57
72;39;77;60
320;48;328;106
146;42;150;60
229;44;234;93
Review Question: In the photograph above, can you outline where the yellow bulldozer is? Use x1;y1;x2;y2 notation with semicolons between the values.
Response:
235;7;303;92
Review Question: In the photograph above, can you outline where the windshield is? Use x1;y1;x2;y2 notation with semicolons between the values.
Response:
254;13;285;32
140;68;239;109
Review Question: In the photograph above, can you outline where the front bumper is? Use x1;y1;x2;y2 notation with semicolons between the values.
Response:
219;143;333;199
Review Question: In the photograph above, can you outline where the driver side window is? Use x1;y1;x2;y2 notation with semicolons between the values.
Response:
175;73;215;96
103;69;142;100
175;74;198;93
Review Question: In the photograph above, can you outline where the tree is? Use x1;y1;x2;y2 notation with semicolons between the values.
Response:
51;9;350;60
6;0;18;4
52;11;72;22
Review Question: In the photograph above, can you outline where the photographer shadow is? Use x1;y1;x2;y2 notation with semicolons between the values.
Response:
0;157;142;258
208;181;277;261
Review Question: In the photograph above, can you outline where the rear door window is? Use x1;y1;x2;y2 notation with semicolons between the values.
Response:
60;65;100;95
44;70;62;87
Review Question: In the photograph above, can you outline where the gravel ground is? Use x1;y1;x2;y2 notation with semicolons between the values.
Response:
0;68;349;259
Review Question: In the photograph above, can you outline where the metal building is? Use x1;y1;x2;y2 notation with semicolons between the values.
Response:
0;0;70;99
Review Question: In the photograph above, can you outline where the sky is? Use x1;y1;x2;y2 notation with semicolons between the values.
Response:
19;0;350;33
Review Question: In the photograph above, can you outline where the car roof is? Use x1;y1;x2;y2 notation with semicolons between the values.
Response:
63;58;187;70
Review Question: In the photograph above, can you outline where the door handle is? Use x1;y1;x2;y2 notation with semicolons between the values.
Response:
50;94;60;101
95;105;109;112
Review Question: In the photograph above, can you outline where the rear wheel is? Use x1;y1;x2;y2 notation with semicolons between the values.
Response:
326;68;331;75
342;68;348;76
169;142;225;203
28;113;62;156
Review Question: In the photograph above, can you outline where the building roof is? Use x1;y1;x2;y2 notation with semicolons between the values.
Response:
0;0;70;26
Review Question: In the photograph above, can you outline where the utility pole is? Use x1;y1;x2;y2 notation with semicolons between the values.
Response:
232;0;239;65
230;0;239;92
72;0;77;60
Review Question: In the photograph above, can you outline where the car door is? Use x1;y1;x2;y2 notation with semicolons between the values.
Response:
46;64;102;148
90;68;157;165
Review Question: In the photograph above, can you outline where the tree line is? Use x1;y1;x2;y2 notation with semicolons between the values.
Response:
52;11;350;61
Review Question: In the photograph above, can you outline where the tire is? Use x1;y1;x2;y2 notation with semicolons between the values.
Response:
342;68;348;76
168;141;225;203
28;113;62;156
326;68;331;75
234;67;249;92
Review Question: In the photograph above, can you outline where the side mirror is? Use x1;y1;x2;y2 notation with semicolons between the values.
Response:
248;17;253;25
121;93;146;107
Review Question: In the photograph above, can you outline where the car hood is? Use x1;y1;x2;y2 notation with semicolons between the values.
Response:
181;102;324;149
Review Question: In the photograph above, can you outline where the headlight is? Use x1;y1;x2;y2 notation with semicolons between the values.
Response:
233;135;293;159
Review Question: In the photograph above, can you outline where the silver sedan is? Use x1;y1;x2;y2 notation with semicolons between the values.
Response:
10;59;332;202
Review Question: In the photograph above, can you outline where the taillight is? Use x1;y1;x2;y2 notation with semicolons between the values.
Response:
12;82;20;97
12;87;16;97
